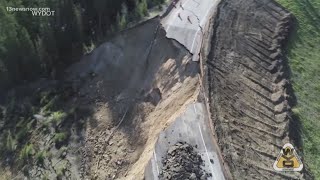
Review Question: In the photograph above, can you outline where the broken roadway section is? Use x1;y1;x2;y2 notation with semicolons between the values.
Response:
161;0;220;61
145;103;225;180
145;1;227;179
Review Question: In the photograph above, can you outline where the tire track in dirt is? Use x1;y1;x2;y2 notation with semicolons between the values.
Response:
203;0;309;179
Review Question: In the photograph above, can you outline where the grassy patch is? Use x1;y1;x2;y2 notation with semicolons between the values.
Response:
41;173;50;180
58;146;68;158
53;132;67;147
41;95;60;114
16;119;34;142
35;151;47;165
19;144;34;163
276;0;320;178
4;131;17;153
50;111;67;127
55;162;67;178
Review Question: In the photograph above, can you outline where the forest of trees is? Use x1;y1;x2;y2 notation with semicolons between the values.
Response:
0;0;165;91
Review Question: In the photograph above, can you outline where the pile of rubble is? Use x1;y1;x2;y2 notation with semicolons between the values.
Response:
159;142;212;180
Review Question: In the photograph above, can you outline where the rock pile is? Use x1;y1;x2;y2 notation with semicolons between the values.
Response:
159;142;212;180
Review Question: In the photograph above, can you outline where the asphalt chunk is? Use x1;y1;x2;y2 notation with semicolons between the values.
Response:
159;142;212;180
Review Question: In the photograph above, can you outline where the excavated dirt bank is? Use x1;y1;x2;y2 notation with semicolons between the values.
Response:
203;0;309;179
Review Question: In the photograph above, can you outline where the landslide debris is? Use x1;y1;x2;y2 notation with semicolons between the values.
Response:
65;16;199;179
159;142;212;180
0;15;199;179
203;0;310;179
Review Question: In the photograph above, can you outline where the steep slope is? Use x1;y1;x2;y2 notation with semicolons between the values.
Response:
203;0;310;179
65;16;200;179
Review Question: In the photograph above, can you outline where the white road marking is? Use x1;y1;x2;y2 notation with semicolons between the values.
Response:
198;124;216;180
153;150;160;176
190;29;200;53
193;103;197;114
167;1;207;52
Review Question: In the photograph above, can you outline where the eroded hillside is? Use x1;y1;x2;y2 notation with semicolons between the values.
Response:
67;16;201;179
0;14;202;179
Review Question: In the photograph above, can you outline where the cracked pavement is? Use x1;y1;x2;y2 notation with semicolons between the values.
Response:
145;103;226;180
161;0;220;61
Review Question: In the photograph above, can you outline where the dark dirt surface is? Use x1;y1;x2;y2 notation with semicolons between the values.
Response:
159;142;212;180
203;0;310;179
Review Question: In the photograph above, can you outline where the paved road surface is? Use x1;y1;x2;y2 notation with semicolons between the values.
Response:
145;103;225;180
161;0;220;61
144;1;225;179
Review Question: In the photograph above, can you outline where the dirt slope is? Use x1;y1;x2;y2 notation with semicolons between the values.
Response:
203;0;310;179
65;16;200;180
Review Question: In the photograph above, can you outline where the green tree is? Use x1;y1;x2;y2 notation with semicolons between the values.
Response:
16;27;40;80
136;0;148;18
0;4;19;85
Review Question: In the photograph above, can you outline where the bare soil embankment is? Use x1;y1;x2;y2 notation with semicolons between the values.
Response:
203;0;309;179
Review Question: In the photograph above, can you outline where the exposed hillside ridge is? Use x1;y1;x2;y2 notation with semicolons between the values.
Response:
203;0;310;179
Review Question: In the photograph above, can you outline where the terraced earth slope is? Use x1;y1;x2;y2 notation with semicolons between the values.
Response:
203;0;311;179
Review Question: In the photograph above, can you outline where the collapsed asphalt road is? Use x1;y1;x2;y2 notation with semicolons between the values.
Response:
145;103;225;180
161;0;220;61
145;1;226;179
